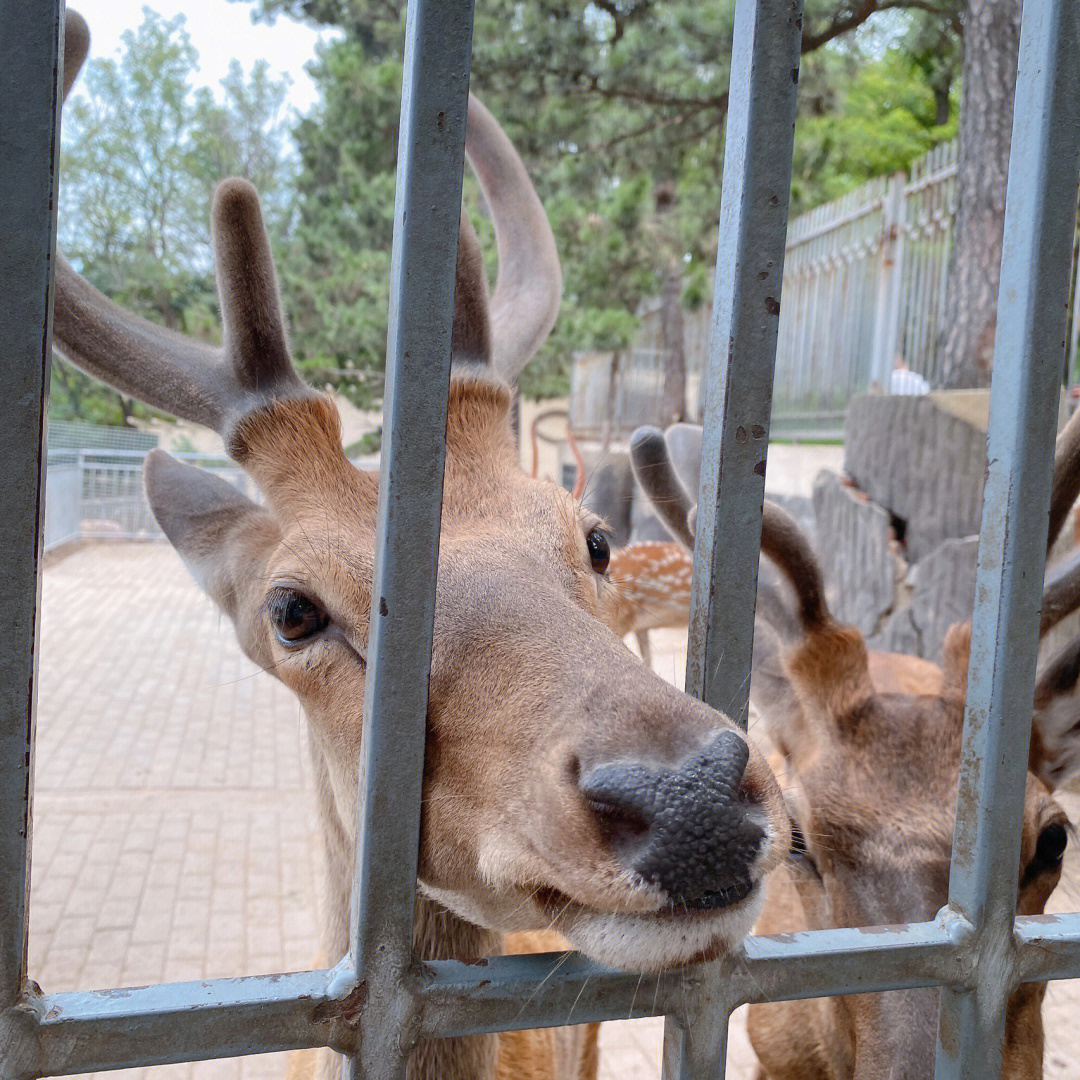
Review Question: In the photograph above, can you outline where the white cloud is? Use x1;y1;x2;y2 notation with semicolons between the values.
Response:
71;0;337;113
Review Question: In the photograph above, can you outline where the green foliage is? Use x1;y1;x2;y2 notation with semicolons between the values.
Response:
343;428;383;456
54;7;294;424
59;2;966;419
253;0;961;399
276;37;401;407
791;44;958;212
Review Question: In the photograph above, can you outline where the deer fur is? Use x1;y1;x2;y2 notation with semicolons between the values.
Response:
630;422;1080;1080
54;15;793;1080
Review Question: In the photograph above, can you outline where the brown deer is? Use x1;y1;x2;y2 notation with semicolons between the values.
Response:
53;14;792;1080
631;423;1080;1080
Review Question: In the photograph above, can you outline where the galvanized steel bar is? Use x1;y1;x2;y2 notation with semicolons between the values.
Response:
17;914;1080;1074
0;0;63;1013
685;0;803;724
345;0;476;1077
661;968;732;1080
935;1;1080;1076
676;0;802;1073
29;969;341;1078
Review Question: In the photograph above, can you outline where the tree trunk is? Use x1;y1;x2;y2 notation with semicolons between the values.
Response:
939;0;1021;389
658;268;687;426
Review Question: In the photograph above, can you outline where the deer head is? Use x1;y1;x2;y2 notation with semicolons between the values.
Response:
631;424;1080;1077
53;12;791;976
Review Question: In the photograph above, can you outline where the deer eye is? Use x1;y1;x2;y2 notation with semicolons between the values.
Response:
1035;821;1068;868
268;589;330;645
788;821;821;878
586;527;611;575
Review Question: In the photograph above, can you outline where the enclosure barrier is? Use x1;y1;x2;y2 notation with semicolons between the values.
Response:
3;2;1080;1080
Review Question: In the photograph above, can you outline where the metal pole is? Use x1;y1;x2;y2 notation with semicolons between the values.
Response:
0;0;63;1016
673;0;802;1075
345;0;476;1078
685;0;804;725
935;1;1080;1076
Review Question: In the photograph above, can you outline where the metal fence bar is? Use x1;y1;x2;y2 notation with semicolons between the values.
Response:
0;0;62;1018
344;1;476;1078
44;909;1080;1073
934;1;1080;1076
675;0;802;1074
685;0;803;722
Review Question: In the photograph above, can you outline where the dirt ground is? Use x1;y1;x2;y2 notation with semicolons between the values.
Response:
27;545;1080;1080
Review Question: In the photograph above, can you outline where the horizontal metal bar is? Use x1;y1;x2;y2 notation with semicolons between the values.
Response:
11;913;1080;1076
421;921;963;1039
24;969;342;1079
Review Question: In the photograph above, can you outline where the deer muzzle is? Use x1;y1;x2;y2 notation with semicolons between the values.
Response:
579;730;764;909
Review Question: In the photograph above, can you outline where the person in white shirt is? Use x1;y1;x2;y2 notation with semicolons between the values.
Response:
889;354;930;396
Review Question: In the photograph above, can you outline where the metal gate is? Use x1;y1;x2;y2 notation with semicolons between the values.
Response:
3;1;1080;1078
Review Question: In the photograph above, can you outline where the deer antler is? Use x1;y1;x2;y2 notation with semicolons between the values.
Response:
464;97;561;383
53;13;312;444
630;425;829;631
52;13;557;447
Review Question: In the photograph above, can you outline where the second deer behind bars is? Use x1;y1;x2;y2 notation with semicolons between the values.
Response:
51;13;791;1080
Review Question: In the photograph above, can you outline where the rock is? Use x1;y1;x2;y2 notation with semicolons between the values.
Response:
844;393;989;561
812;469;904;638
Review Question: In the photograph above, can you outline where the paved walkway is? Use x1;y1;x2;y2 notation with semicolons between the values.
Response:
28;544;1080;1080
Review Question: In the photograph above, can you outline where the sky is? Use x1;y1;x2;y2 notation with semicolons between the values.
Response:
70;0;335;113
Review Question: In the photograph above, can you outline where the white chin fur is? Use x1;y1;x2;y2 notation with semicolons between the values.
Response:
562;885;764;972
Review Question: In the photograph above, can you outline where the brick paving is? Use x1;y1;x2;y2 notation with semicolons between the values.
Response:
28;544;1080;1080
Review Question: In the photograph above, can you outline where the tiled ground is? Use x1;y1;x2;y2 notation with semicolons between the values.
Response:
28;543;1080;1080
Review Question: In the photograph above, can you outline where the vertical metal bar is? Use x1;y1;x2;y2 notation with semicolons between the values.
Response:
685;0;803;724
0;0;63;1014
673;0;801;1076
935;2;1080;1076
346;1;476;1077
662;991;731;1080
870;173;905;387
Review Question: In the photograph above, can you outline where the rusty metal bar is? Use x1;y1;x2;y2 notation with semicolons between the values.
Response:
934;1;1080;1076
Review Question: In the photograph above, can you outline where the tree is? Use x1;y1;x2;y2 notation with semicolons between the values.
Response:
939;0;1020;389
55;9;293;424
248;0;963;399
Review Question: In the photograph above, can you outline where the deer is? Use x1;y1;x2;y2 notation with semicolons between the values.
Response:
605;540;694;668
630;422;1080;1080
52;14;793;1080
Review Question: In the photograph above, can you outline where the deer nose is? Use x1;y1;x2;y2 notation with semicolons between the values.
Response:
579;730;764;909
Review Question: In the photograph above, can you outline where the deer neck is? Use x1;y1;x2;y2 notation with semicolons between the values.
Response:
309;730;503;1080
409;894;502;1080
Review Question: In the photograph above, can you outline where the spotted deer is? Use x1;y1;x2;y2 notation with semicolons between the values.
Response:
606;541;694;667
53;15;792;1080
631;423;1080;1079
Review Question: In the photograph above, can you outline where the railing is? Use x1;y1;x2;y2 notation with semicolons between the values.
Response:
4;3;1080;1080
42;449;249;552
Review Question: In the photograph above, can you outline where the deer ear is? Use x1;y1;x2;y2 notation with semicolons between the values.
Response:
144;450;279;630
750;616;806;760
1031;637;1080;789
